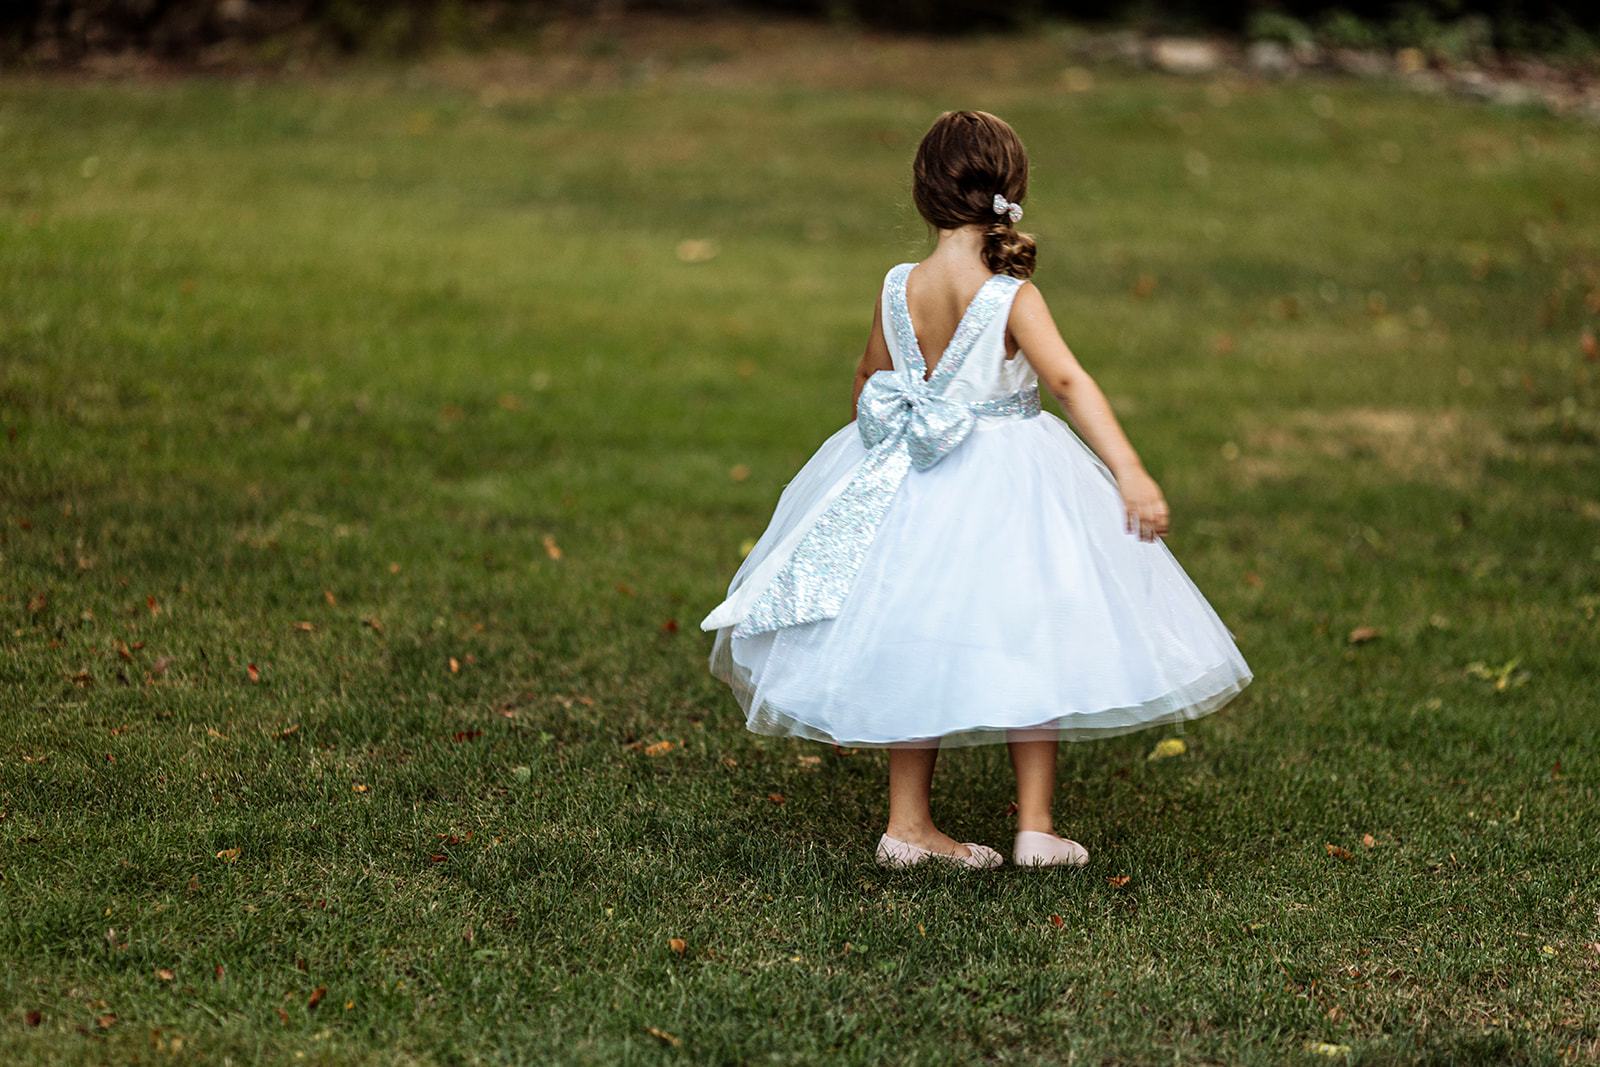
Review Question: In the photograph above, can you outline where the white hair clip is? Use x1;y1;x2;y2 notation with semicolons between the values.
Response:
992;193;1023;223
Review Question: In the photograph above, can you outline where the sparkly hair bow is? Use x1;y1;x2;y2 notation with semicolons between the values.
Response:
992;193;1024;224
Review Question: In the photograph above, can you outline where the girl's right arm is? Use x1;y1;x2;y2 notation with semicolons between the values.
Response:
1008;282;1171;542
851;295;893;419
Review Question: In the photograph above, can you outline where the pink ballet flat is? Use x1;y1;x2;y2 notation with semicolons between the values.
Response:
875;833;1003;870
1013;830;1089;869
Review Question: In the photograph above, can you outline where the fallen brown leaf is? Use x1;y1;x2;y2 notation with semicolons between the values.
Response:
1108;875;1131;888
645;1025;681;1047
246;663;261;683
215;848;240;862
542;535;562;560
767;792;786;805
448;657;460;674
307;986;326;1010
156;968;174;982
1049;914;1064;927
643;740;675;757
1362;833;1377;848
24;1010;41;1027
293;621;315;632
1325;843;1354;861
1347;626;1381;645
668;937;687;955
96;1013;117;1029
323;589;337;606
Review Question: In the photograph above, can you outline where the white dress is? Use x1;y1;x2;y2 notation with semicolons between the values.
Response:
700;263;1252;748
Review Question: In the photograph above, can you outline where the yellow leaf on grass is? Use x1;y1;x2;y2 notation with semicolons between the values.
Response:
1146;737;1187;761
668;937;687;955
643;740;675;757
645;1025;681;1047
215;848;240;862
675;239;717;264
1305;1041;1351;1057
542;535;563;561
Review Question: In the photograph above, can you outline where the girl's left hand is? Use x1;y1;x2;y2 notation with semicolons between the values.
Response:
1119;469;1170;542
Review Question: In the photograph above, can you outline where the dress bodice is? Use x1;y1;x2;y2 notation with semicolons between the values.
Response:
879;262;1036;412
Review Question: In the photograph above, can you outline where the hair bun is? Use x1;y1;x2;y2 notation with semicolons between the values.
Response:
982;221;1037;280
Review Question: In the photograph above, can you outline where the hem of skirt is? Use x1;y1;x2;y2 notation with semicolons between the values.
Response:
709;636;1252;749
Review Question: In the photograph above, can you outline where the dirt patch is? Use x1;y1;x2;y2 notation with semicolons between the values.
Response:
1238;406;1509;488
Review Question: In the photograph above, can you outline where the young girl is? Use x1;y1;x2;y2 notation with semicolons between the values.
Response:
701;110;1251;870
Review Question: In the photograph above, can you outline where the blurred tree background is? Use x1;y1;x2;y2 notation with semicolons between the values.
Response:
5;0;1600;62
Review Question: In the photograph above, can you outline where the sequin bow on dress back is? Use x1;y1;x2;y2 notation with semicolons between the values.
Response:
705;264;1035;640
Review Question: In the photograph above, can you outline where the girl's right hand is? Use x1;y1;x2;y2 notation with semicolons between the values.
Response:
1118;468;1170;542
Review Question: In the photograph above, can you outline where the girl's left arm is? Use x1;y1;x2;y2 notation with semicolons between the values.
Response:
1009;282;1171;542
851;295;894;419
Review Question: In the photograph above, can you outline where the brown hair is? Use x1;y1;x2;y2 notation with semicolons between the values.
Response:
911;110;1037;280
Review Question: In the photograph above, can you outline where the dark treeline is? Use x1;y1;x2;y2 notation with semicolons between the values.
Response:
5;0;1598;62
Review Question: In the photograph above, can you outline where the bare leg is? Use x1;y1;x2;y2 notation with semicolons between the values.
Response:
884;744;972;859
1007;734;1058;834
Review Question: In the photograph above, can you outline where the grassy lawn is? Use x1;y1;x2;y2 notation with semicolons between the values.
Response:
3;20;1599;1065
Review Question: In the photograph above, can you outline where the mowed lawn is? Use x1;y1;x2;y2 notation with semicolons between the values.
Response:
3;22;1599;1065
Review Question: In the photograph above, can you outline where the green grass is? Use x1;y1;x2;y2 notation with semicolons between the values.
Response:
3;25;1600;1065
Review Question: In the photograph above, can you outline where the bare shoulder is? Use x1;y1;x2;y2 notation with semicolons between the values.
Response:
1007;280;1053;330
1012;279;1048;311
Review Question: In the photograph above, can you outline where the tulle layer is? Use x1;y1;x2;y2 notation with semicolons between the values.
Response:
707;412;1252;748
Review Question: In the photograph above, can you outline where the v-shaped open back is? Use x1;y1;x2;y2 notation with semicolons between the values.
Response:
883;262;1025;393
901;266;1005;382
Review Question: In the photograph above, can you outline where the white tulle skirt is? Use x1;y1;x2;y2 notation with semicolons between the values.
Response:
708;412;1252;748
